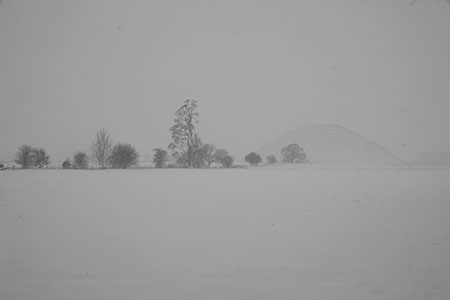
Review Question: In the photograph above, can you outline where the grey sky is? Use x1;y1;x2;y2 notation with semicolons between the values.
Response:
1;0;450;162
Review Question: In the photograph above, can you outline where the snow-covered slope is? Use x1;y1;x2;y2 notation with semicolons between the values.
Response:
1;169;449;299
257;124;408;167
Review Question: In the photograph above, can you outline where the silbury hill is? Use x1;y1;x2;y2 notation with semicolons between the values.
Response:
257;124;408;167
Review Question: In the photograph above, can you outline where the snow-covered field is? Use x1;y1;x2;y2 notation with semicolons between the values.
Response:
1;167;450;300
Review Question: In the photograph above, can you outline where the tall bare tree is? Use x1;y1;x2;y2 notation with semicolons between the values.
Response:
168;99;199;168
90;129;112;169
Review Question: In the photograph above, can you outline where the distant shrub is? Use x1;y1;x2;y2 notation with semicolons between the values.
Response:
62;158;71;169
14;145;50;168
281;143;306;163
153;148;168;168
109;143;139;169
245;152;262;166
221;155;234;168
200;144;216;167
214;149;237;168
267;155;277;164
191;135;207;168
32;148;50;168
73;151;89;169
14;145;34;168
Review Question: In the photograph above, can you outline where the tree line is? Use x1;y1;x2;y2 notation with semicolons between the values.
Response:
12;99;307;169
244;143;307;167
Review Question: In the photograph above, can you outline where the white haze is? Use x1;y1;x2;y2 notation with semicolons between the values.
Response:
1;0;450;163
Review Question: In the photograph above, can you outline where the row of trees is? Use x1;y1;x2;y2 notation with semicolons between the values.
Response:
244;144;307;166
15;129;139;169
62;151;89;169
67;129;139;169
87;130;139;169
152;144;234;169
165;99;306;168
12;99;307;169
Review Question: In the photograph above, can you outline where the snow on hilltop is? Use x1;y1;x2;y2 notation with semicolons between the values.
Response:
257;124;408;167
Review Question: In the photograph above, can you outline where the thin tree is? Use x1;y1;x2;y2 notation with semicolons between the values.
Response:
153;148;168;168
14;145;34;169
90;129;113;169
168;99;199;168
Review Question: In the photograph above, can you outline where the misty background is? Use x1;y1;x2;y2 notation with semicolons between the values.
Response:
1;0;450;164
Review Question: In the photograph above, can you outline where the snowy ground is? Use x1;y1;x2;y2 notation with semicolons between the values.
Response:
1;167;450;300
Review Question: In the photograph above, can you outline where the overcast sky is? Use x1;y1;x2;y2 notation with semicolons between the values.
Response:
1;0;450;162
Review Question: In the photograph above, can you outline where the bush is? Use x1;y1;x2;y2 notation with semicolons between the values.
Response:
267;155;277;164
281;143;306;163
200;144;216;167
245;152;262;166
214;149;234;167
221;155;234;168
73;151;89;169
62;158;71;169
14;145;34;168
109;143;139;169
32;148;50;168
153;148;168;168
14;145;50;168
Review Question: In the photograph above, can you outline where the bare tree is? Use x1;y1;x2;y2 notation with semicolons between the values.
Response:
90;129;113;169
14;145;34;169
169;99;199;168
